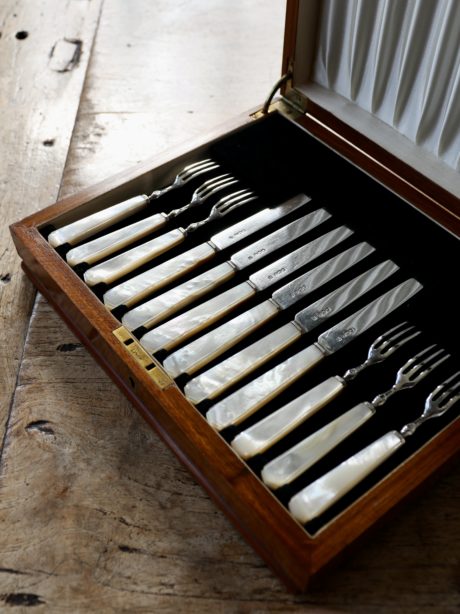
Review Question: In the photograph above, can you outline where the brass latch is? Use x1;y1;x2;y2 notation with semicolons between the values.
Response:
113;326;173;390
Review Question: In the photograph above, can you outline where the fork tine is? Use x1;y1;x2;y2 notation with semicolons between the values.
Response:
180;161;220;182
402;346;445;377
372;322;410;347
196;173;231;189
198;177;238;198
411;352;450;381
219;190;254;206
401;344;437;371
216;189;251;205
376;327;420;355
431;371;460;403
218;193;256;214
180;159;215;176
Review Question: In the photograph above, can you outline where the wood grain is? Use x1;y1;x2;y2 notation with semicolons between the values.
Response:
2;0;459;610
0;0;103;433
0;299;459;611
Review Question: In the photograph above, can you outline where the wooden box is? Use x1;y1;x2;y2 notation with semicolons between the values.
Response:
10;0;460;591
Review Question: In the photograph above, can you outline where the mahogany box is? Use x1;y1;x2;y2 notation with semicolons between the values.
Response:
10;0;459;591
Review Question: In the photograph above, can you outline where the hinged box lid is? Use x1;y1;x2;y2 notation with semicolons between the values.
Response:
282;0;460;198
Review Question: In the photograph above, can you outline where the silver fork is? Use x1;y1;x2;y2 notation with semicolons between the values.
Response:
372;345;450;407
343;322;420;381
66;173;237;269
227;324;420;463
48;158;220;249
166;174;238;219
82;187;258;287
184;189;257;235
401;371;460;436
261;344;450;489
288;372;460;523
148;159;220;201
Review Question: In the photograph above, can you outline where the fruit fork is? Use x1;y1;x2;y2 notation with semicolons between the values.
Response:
288;371;460;524
66;174;237;267
48;159;219;249
207;322;418;431
83;188;256;287
261;345;449;486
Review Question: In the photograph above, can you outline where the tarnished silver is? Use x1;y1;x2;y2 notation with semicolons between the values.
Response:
343;322;420;381
372;346;450;407
295;260;399;333
317;279;423;355
209;194;311;252
147;159;220;200
249;226;353;291
166;174;238;219
230;208;331;271
184;190;257;234
400;372;460;436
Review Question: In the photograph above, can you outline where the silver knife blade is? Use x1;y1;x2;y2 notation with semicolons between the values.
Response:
295;260;400;332
182;261;399;405
159;243;377;379
317;278;423;355
103;193;311;310
210;193;311;251
271;242;375;311
249;226;353;291
230;208;330;270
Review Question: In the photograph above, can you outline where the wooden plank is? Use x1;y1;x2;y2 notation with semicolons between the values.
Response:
0;300;459;610
2;0;459;609
0;0;103;433
60;0;286;191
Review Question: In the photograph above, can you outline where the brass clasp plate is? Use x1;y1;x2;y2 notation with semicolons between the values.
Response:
113;326;173;390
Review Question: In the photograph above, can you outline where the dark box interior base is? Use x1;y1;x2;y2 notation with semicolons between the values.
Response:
48;111;459;535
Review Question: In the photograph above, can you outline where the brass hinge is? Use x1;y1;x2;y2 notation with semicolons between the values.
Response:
251;70;305;120
113;326;173;390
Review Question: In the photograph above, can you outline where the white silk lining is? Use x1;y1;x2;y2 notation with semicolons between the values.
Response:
313;0;460;171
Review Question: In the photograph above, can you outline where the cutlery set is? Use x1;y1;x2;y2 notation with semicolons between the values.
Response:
47;157;459;529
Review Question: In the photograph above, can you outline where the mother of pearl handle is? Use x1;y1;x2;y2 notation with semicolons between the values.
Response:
163;300;280;379
66;213;167;266
122;262;236;331
231;375;344;459
185;323;302;404
48;195;149;247
103;242;217;310
288;431;405;523
140;282;257;354
207;343;325;432
261;401;374;488
84;228;185;286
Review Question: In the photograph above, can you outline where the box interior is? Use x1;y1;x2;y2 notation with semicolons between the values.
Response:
289;0;460;197
41;111;459;535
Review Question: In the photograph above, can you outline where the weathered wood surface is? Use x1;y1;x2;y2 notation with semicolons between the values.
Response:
0;0;103;433
1;0;459;611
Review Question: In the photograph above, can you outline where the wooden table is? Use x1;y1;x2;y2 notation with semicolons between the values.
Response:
1;1;459;611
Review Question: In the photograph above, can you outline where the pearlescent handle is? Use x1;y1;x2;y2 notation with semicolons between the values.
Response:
103;242;217;310
288;431;405;523
231;375;344;459
122;262;236;331
185;323;302;404
140;282;257;354
262;401;374;489
66;213;167;266
48;195;149;247
208;344;325;434
84;228;185;286
163;300;279;379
